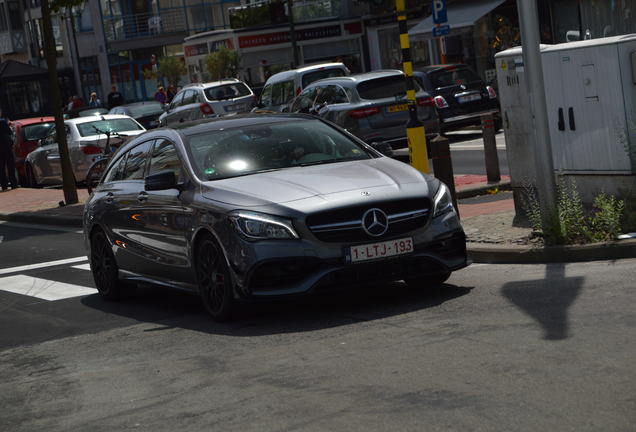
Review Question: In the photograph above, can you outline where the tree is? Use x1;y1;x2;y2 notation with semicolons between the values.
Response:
41;0;84;205
205;47;240;81
143;56;187;87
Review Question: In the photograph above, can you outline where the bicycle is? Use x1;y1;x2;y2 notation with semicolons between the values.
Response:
85;126;129;194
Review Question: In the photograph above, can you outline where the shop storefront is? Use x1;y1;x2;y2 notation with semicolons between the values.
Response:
183;20;365;87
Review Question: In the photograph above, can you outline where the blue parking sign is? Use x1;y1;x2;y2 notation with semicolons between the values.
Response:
432;0;447;24
432;24;450;37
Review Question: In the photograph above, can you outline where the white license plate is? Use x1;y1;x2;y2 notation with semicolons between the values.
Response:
457;94;482;103
347;237;414;263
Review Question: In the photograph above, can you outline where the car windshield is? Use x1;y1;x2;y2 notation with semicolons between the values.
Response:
204;83;251;101
77;119;143;137
185;119;373;180
356;75;422;100
427;67;482;88
22;122;55;141
301;68;346;88
127;103;164;117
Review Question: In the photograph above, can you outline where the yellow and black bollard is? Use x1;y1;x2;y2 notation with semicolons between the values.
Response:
396;0;429;173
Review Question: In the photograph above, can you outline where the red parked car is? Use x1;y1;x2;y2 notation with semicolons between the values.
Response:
11;117;55;186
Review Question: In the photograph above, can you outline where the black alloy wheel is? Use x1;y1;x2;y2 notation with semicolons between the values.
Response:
404;271;451;289
196;235;235;321
90;229;130;300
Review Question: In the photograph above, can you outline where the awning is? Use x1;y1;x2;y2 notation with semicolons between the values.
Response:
409;0;506;37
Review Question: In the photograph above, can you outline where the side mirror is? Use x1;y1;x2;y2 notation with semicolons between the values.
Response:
145;170;178;191
370;141;393;157
163;104;169;112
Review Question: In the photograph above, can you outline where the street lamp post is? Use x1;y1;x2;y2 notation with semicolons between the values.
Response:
517;0;561;242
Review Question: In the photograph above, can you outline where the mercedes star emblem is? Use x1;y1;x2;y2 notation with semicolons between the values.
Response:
362;208;389;237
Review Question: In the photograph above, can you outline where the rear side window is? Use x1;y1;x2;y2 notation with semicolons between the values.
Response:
301;68;346;88
427;67;482;88
204;83;251;101
122;140;154;180
356;75;422;100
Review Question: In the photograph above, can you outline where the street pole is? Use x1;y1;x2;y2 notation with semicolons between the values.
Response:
288;0;299;68
396;0;430;173
41;0;78;205
517;0;560;242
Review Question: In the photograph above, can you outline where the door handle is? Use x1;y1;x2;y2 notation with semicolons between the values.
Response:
179;118;185;123
105;192;114;203
568;107;576;131
137;191;148;202
558;108;565;131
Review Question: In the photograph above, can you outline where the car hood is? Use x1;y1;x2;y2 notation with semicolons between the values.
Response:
202;157;434;207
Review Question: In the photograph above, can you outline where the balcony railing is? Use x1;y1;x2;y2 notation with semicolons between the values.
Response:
229;0;341;29
103;4;232;43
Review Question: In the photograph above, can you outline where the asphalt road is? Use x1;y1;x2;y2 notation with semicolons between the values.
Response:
0;222;634;431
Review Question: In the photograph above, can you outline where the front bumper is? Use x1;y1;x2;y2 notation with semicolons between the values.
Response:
227;219;468;298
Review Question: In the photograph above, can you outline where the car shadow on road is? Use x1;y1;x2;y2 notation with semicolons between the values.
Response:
501;263;584;341
81;281;473;337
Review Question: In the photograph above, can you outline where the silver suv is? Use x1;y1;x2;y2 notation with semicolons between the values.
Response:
290;70;439;149
159;79;255;126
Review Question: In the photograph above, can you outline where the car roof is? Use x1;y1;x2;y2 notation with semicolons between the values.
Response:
184;79;243;89
13;117;55;126
170;113;317;136
307;69;405;86
264;63;347;84
66;114;133;124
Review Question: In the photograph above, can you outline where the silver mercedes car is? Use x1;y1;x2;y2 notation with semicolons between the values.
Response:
84;114;468;320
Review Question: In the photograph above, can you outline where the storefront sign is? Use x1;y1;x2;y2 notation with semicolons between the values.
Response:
184;43;209;57
210;39;234;52
239;25;342;48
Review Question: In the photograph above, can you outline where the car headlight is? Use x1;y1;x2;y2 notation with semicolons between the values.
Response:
229;211;299;240
433;183;455;218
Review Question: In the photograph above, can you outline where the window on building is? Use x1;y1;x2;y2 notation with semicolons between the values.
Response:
0;4;8;33
7;0;22;31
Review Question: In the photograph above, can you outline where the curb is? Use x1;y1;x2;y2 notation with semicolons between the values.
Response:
467;239;636;264
0;212;83;228
456;181;511;199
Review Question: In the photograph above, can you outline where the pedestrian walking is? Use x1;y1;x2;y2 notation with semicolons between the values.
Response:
166;85;176;104
88;92;103;108
107;85;124;109
0;111;17;191
71;95;85;109
154;86;167;104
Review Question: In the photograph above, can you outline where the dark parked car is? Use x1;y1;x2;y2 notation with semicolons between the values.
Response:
289;70;439;149
109;101;165;129
413;65;500;133
84;114;468;320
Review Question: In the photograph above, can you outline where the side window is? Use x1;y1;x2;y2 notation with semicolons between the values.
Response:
148;139;182;182
272;80;294;105
103;154;126;183
259;84;272;106
122;140;154;180
181;90;197;105
169;92;184;110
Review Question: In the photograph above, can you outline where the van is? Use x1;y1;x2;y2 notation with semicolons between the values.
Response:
255;63;349;112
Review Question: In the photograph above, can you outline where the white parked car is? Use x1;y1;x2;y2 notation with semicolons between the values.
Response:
24;115;146;187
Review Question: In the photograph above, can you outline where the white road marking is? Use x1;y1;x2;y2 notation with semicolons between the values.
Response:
0;275;95;301
71;263;92;271
0;256;88;276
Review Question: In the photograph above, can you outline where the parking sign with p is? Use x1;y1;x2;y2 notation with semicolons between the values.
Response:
432;0;447;24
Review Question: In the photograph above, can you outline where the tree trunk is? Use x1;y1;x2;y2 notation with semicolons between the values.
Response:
41;0;79;205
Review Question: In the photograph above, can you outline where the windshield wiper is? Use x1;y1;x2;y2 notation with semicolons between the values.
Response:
207;167;285;181
298;156;366;167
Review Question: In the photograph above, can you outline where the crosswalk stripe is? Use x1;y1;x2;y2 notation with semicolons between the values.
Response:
0;256;88;276
0;275;95;301
72;263;92;271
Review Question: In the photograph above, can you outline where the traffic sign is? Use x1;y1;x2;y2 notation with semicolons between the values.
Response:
433;25;450;37
432;0;448;24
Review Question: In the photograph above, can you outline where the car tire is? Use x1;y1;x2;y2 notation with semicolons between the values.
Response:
25;164;39;188
404;271;451;289
90;229;134;300
195;234;235;321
